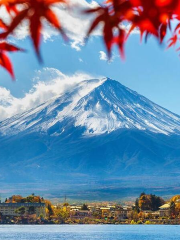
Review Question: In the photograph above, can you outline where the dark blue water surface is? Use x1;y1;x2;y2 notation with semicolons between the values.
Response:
0;225;179;240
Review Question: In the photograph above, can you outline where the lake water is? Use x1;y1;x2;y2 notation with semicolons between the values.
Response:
0;225;180;240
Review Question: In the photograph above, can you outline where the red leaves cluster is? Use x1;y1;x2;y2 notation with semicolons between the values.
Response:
86;0;180;59
0;42;23;79
0;0;180;79
0;0;67;78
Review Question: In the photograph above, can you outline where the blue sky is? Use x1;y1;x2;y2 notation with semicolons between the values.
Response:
0;0;180;118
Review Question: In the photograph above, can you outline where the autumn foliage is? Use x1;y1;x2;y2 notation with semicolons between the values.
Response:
5;194;45;203
1;0;180;78
138;192;165;211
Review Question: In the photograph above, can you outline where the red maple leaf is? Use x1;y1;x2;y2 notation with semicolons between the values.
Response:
167;34;178;48
86;0;180;57
0;42;24;79
0;0;67;61
1;0;180;79
85;1;128;59
0;0;19;14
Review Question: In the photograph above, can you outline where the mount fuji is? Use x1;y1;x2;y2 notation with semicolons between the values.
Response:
1;78;180;200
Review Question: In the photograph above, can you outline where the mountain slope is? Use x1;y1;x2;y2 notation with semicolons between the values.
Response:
0;78;180;200
1;78;180;137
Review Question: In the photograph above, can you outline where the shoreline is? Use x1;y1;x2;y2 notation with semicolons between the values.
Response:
0;222;180;225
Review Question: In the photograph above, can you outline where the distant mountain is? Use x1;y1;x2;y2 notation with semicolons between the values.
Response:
1;78;180;200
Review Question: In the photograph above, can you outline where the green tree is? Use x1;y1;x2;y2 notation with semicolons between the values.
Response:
81;204;89;211
140;192;146;197
139;193;164;211
15;207;25;216
28;206;35;215
170;201;176;217
47;204;54;218
39;213;44;220
150;194;164;211
134;198;140;213
56;209;69;223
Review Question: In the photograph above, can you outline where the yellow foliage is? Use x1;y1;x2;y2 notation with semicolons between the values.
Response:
170;195;180;203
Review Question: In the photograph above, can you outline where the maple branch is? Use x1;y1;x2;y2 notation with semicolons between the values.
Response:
0;0;180;79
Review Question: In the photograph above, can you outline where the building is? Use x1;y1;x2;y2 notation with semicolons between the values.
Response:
142;210;160;218
0;202;46;218
121;206;132;219
100;207;111;218
70;209;92;219
99;205;132;220
159;203;170;217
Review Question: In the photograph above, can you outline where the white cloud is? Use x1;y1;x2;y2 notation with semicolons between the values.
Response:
0;1;139;54
99;50;117;63
0;68;99;121
47;0;101;50
99;51;108;61
0;0;101;51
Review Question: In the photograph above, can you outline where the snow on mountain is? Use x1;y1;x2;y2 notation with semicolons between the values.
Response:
1;77;180;136
1;77;180;199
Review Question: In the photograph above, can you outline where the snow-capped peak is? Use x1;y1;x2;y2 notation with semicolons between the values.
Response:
0;77;180;136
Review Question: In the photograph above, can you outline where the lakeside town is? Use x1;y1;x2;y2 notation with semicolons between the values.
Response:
0;193;180;224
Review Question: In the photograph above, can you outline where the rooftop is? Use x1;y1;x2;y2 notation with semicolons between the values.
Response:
159;203;170;209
